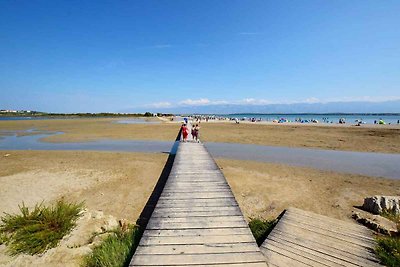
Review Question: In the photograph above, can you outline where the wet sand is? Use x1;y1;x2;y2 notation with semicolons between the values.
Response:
0;118;179;142
201;122;400;154
206;142;400;179
217;158;400;222
1;117;400;153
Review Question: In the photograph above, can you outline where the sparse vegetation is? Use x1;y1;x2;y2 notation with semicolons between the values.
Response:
375;209;400;266
248;218;276;246
380;209;400;229
0;200;83;255
376;236;400;267
83;224;141;267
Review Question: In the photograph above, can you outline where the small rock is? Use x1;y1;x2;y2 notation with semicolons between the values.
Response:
100;216;119;232
362;195;400;214
92;211;104;219
4;154;10;157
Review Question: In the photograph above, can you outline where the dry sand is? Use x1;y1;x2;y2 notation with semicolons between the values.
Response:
0;150;167;220
201;122;400;154
217;158;400;222
0;150;167;266
0;118;179;142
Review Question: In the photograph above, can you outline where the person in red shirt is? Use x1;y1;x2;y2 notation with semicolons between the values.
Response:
181;123;188;142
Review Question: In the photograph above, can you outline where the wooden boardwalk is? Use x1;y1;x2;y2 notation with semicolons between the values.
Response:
130;140;266;266
260;207;382;267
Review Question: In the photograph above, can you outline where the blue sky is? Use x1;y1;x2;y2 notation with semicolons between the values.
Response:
1;0;399;112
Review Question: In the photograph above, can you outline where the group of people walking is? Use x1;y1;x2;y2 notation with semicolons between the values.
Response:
181;123;200;142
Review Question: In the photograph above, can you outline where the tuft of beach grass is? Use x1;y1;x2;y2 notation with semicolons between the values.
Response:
375;209;400;266
83;224;140;267
376;236;400;267
248;218;276;246
0;200;84;255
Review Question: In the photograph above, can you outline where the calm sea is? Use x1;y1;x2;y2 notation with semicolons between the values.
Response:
221;114;400;124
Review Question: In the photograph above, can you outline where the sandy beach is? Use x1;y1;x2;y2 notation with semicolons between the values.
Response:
1;118;399;265
0;118;179;142
217;158;400;222
1;117;400;153
0;150;167;266
0;150;167;221
200;122;400;154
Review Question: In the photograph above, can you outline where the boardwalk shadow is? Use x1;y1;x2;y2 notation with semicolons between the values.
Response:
135;128;181;230
124;129;181;266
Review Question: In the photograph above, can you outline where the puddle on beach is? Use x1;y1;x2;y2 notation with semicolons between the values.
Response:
0;129;176;154
0;130;399;179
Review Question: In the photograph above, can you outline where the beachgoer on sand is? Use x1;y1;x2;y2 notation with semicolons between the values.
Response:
181;123;188;142
191;125;196;140
194;124;200;142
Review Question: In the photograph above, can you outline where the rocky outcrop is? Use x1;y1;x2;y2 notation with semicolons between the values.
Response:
352;210;398;236
362;195;400;215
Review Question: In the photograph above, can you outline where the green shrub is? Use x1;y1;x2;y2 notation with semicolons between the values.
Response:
375;209;400;266
83;225;141;267
376;236;400;267
0;200;83;255
249;218;276;246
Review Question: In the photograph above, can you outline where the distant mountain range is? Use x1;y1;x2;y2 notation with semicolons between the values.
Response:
136;100;400;114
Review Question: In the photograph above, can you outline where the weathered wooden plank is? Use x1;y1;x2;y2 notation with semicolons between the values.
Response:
261;244;316;267
168;263;267;267
267;236;378;267
139;234;256;246
148;215;245;223
271;227;376;258
269;230;380;266
152;206;240;212
151;210;242;218
164;181;228;186
162;188;231;192
261;208;382;267
285;208;372;236
146;217;248;230
142;227;251;237
276;219;376;248
160;193;234;201
155;202;238;208
157;198;237;207
130;252;266;266
134;242;260;255
133;263;268;267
